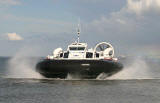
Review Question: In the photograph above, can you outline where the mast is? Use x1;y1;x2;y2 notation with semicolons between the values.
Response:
77;19;81;43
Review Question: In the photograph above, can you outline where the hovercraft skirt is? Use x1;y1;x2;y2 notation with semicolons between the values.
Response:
36;59;123;79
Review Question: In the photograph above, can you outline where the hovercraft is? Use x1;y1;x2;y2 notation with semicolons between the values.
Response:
36;26;123;79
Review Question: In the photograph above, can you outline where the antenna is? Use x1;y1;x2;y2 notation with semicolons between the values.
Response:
77;18;81;43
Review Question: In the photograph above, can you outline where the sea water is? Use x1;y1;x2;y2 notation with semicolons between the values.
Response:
0;56;160;103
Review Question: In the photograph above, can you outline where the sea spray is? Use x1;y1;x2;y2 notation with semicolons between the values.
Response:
66;73;73;80
107;57;152;80
6;48;43;79
96;72;109;80
66;73;81;80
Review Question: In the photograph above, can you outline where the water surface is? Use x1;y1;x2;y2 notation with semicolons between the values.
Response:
0;57;160;103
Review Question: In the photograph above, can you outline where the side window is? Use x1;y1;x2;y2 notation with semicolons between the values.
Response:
86;52;93;58
64;52;69;58
96;53;99;58
60;53;63;58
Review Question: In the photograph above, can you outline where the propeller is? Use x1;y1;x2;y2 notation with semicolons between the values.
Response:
94;42;115;58
96;43;109;51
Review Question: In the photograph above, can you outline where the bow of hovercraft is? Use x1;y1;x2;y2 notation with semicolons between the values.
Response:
36;41;123;79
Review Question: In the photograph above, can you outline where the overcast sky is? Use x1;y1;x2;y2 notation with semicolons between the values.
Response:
0;0;160;57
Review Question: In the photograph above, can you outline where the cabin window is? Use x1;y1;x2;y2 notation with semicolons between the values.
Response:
69;47;85;51
86;52;93;58
69;47;77;50
78;47;85;50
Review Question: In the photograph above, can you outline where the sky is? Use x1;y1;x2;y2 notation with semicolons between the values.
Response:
0;0;160;57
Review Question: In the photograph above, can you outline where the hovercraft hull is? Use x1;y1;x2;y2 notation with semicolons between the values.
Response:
36;59;123;79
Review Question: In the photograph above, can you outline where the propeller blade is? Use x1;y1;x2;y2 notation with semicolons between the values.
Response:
99;45;103;51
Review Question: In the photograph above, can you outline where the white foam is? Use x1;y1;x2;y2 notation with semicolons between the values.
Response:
107;57;152;80
6;48;43;79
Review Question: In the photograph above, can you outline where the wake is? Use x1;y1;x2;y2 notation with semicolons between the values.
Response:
98;57;155;80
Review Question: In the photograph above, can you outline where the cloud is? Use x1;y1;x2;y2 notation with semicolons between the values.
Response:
0;0;159;56
0;0;20;6
0;13;75;34
74;0;106;3
84;0;160;55
127;0;160;15
7;33;23;41
87;0;160;36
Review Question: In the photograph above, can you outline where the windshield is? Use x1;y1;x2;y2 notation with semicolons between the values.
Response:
78;47;85;50
69;47;85;51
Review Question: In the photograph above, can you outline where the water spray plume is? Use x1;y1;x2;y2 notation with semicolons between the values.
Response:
6;48;43;79
107;57;152;80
